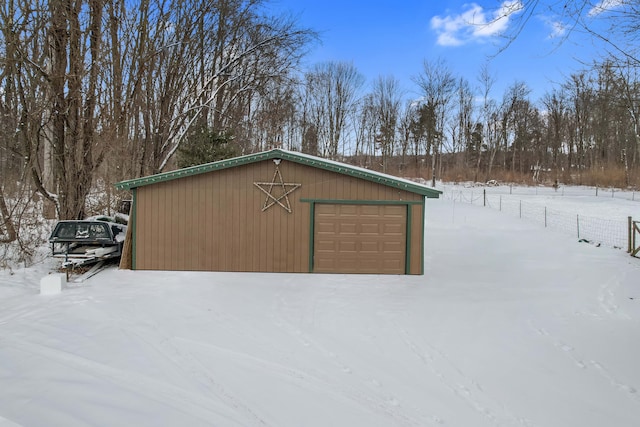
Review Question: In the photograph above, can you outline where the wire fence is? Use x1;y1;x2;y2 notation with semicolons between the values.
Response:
465;185;637;200
441;187;631;250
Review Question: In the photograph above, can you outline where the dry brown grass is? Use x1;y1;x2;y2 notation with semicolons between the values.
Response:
344;155;640;190
573;168;638;189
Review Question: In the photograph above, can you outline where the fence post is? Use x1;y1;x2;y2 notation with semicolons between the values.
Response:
484;189;486;207
612;188;614;198
596;186;598;197
629;216;633;253
545;207;547;228
519;200;522;219
577;214;580;239
500;195;502;211
632;218;637;257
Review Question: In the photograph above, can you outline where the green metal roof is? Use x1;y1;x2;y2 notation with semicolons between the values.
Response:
114;149;442;198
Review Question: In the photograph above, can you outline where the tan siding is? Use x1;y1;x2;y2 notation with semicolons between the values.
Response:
410;203;424;275
134;159;423;273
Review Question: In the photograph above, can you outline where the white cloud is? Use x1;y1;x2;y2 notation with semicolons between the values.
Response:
431;1;524;46
588;0;625;17
542;18;567;39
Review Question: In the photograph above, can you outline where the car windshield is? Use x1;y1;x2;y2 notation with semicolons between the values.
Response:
53;222;111;240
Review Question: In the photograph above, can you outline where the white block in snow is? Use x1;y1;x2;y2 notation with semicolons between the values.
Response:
40;274;65;295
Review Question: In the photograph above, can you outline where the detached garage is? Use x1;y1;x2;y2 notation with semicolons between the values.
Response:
115;149;441;274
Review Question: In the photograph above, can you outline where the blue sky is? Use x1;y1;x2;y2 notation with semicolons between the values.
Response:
272;0;619;103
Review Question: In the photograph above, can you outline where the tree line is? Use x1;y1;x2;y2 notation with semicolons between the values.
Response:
1;0;640;257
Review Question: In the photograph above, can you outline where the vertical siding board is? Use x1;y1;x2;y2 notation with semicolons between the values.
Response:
179;180;188;271
164;183;172;270
191;177;198;270
136;190;146;269
201;173;209;270
293;163;303;271
152;186;161;269
198;174;206;270
276;174;285;271
209;171;219;271
195;176;203;269
135;190;144;269
240;166;248;271
177;180;185;270
163;184;172;270
231;168;243;271
412;203;424;275
267;163;276;272
251;164;259;272
266;208;275;272
220;170;228;270
184;177;192;270
172;181;182;271
153;185;162;269
213;172;221;270
152;187;160;269
176;181;185;271
153;186;161;270
236;168;243;271
259;162;268;272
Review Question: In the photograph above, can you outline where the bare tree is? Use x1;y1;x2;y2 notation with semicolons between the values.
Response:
615;58;640;183
412;58;457;186
353;94;377;166
477;64;500;180
302;61;364;158
452;77;474;170
369;76;403;173
542;88;569;183
564;72;594;183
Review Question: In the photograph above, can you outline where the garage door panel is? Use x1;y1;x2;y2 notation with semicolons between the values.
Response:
382;242;406;254
360;241;381;253
339;222;358;234
360;223;381;234
330;205;356;216
337;241;357;252
313;204;407;274
316;222;337;233
384;223;405;234
316;240;337;252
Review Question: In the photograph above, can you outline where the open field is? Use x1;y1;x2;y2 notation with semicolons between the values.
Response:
0;194;639;426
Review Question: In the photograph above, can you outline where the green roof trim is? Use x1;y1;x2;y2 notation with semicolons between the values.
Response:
114;149;442;198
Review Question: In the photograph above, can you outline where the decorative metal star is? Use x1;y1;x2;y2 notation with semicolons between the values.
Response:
253;164;301;213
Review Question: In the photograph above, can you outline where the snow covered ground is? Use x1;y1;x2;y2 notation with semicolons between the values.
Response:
438;183;640;249
1;194;639;426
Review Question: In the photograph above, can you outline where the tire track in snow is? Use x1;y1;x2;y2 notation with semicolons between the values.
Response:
125;327;273;427
0;336;248;427
528;321;639;402
398;327;536;427
175;334;442;427
101;303;274;427
271;291;438;426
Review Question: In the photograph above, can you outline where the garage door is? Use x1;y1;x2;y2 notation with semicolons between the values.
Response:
313;204;407;274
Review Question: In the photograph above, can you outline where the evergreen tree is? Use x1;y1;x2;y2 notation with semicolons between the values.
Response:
177;126;238;168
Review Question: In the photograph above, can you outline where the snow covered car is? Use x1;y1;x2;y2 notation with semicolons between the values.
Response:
49;219;127;267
